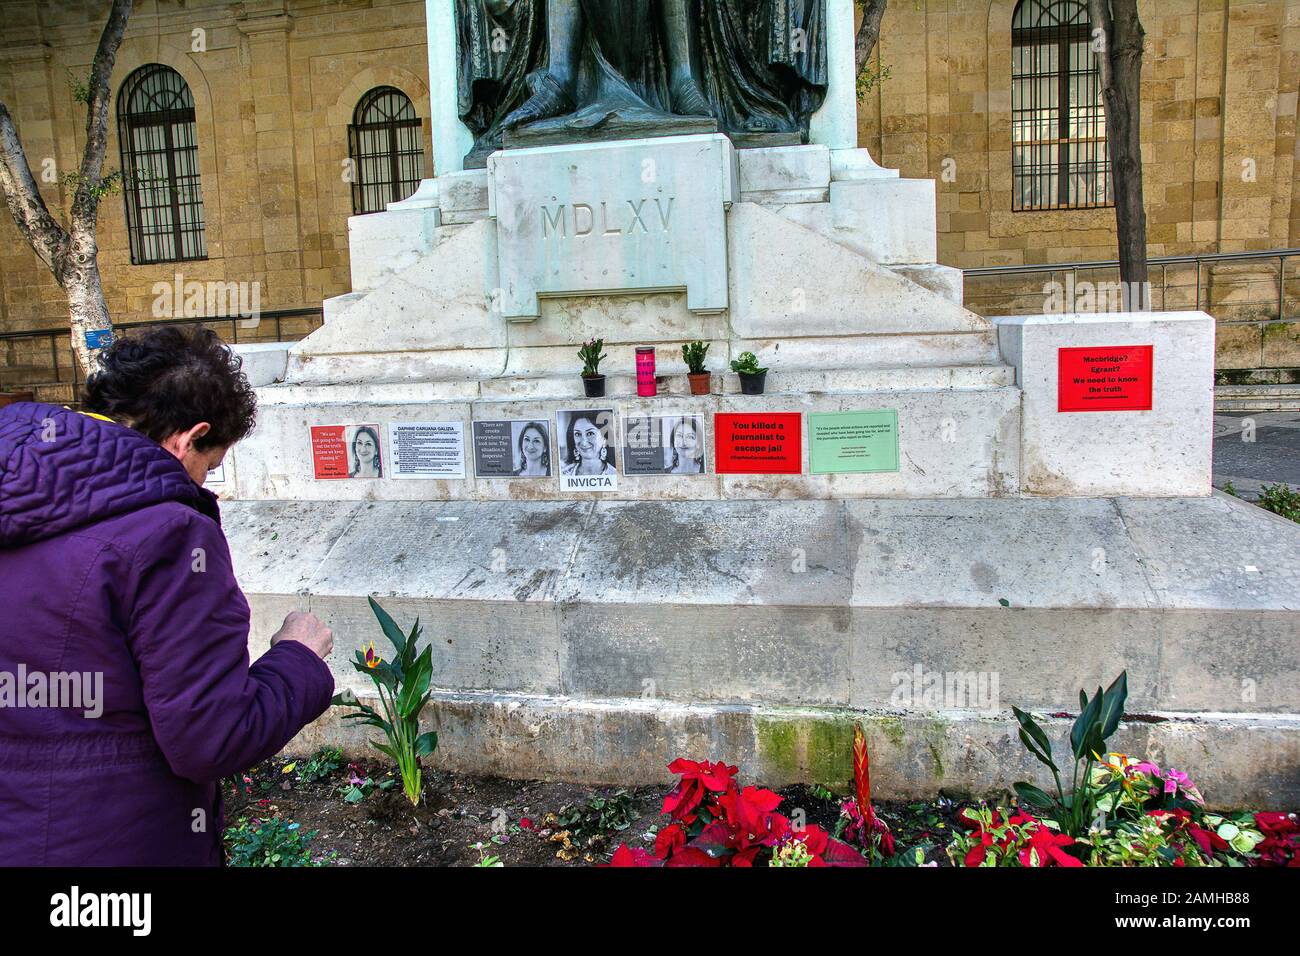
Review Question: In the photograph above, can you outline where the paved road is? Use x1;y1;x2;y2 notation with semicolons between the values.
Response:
1213;411;1300;498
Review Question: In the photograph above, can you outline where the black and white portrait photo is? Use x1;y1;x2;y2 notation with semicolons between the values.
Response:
346;424;383;479
472;419;553;478
623;414;707;476
557;408;618;491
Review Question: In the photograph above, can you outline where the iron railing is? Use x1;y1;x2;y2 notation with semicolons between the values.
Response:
964;248;1298;322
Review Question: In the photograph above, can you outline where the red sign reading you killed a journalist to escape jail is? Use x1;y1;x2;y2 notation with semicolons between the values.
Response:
1057;345;1154;413
714;412;802;474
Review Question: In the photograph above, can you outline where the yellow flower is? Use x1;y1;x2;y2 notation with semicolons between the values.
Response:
364;642;382;668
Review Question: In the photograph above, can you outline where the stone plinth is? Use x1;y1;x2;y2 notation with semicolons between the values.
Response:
995;311;1215;497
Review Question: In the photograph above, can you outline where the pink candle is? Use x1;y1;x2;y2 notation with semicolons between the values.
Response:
636;346;657;397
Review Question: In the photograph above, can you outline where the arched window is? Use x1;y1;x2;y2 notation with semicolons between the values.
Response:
1011;0;1111;210
117;64;207;264
348;87;423;215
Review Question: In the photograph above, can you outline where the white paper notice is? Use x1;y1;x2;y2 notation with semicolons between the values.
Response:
387;421;466;479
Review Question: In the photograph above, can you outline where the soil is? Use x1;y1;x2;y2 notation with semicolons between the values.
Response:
223;756;968;867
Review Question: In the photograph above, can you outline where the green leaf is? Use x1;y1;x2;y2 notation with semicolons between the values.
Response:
1097;671;1128;740
1012;706;1057;771
397;646;434;719
368;595;407;657
1071;689;1104;761
370;740;399;761
1014;782;1057;812
416;731;439;757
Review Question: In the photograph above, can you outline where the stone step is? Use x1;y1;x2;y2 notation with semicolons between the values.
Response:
223;494;1300;804
1215;384;1300;412
293;691;1300;807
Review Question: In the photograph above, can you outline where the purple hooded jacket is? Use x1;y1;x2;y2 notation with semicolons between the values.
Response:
0;402;333;865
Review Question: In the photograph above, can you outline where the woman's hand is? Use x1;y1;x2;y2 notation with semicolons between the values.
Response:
271;610;334;660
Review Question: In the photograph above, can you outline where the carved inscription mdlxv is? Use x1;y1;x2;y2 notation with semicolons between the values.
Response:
540;198;676;239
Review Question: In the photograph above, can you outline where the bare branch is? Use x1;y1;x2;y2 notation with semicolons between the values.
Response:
71;0;133;240
0;102;70;275
854;0;888;77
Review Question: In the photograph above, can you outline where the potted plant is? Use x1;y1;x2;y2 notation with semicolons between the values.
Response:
730;350;768;395
682;340;710;395
578;337;607;397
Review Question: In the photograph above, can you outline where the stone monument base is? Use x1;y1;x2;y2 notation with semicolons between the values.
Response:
220;136;1300;803
227;494;1300;805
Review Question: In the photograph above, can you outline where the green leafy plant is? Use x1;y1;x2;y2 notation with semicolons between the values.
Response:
339;768;396;804
331;597;438;806
578;338;607;377
1257;483;1300;522
682;340;710;374
292;747;343;784
224;816;332;867
472;842;504;867
729;351;767;376
1011;671;1128;839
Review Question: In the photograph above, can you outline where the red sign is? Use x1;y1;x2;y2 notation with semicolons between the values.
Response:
714;412;802;474
1058;345;1153;412
310;425;349;479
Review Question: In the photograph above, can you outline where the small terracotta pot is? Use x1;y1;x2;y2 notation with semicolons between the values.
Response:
687;371;710;395
582;374;606;398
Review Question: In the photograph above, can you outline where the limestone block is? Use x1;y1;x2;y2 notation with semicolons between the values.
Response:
346;206;441;292
891;263;964;305
727;202;987;337
714;388;1020;500
993;311;1215;497
737;144;830;203
437;168;489;223
829;177;938;265
231;342;289;386
488;134;736;319
289;218;503;374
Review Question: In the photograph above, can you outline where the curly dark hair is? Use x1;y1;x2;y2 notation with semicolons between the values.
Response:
82;325;257;450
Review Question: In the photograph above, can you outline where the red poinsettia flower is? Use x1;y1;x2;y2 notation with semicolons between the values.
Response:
717;785;789;850
606;843;662;867
1018;827;1083;868
654;822;687;860
661;758;738;822
663;846;724;867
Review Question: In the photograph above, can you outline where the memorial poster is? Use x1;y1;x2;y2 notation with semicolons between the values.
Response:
714;412;802;475
622;414;708;476
388;421;466;479
472;420;552;478
808;410;900;474
1057;345;1154;412
310;423;383;480
556;408;619;491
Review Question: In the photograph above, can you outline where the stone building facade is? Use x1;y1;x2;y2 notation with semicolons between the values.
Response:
0;0;1297;381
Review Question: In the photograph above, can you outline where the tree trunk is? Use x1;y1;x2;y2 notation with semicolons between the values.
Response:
1090;0;1149;310
855;0;888;77
0;0;132;378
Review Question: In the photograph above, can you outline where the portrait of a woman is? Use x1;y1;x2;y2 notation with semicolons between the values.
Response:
349;425;382;478
668;416;706;475
560;409;617;477
514;421;551;476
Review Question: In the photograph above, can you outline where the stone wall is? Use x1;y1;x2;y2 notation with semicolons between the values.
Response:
857;0;1300;268
0;0;431;335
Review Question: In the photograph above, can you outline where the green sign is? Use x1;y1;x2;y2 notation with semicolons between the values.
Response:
808;410;900;474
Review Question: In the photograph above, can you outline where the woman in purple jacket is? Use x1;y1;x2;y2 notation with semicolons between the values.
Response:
0;326;334;865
